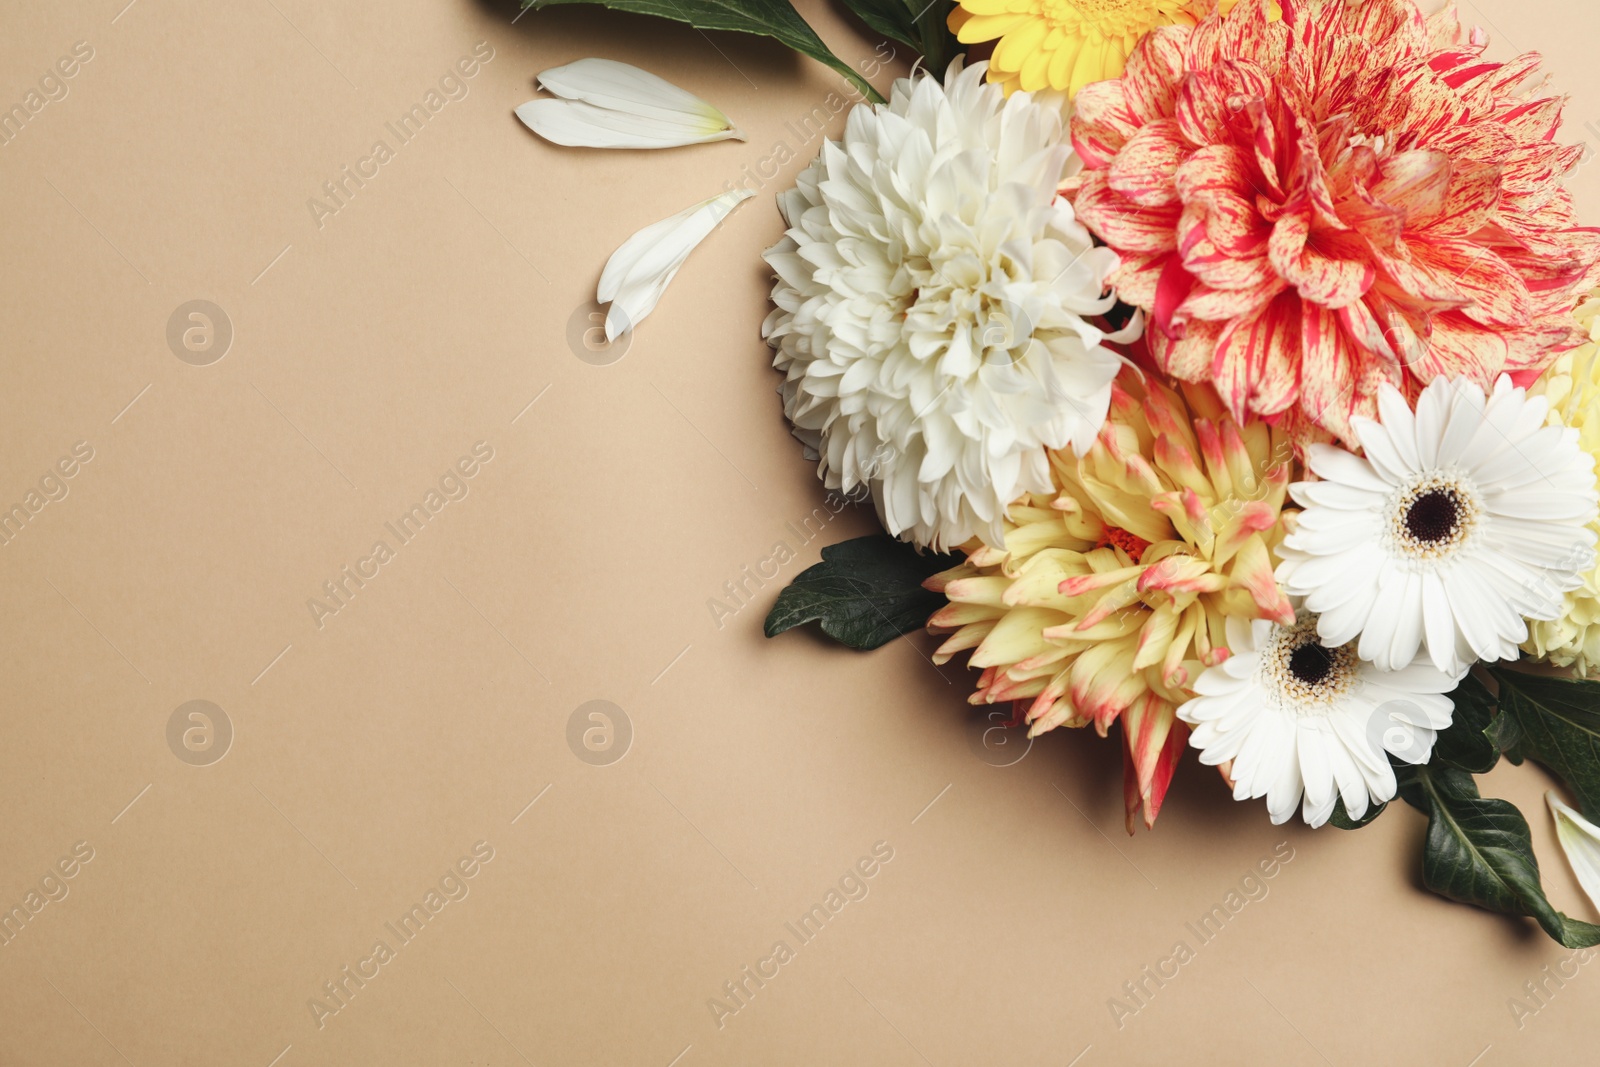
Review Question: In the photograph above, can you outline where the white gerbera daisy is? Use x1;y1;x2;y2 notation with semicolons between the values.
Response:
1179;610;1458;828
1276;376;1599;676
761;58;1137;552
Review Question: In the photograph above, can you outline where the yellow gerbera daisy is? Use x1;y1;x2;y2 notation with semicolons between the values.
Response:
950;0;1278;97
949;0;1196;97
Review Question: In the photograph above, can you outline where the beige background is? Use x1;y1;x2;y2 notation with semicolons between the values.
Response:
2;0;1599;1063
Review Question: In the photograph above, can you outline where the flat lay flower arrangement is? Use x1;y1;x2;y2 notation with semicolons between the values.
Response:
520;0;1600;947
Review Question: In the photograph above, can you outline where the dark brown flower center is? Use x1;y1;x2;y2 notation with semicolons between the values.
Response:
1288;641;1336;687
1404;488;1461;545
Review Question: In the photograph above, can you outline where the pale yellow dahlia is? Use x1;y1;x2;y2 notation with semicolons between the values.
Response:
1523;291;1600;675
926;370;1295;828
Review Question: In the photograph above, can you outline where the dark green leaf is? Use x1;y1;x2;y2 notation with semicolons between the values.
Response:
832;0;918;50
764;534;959;650
1396;763;1600;948
1433;672;1501;774
1490;668;1600;821
525;0;886;102
1328;796;1386;829
834;0;957;70
1485;707;1522;756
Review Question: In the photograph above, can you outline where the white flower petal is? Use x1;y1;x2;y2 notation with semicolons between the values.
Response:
597;189;753;340
518;58;741;148
1182;608;1460;827
1282;375;1598;674
1377;383;1422;468
1549;791;1600;915
762;58;1127;551
1306;442;1393;492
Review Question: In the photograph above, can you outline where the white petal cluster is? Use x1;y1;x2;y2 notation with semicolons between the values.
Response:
517;58;742;149
1180;610;1458;827
762;59;1134;551
1277;377;1599;676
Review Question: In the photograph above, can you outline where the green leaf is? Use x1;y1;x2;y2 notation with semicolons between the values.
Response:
1396;762;1600;948
1433;672;1501;774
1485;707;1522;756
1328;796;1386;829
525;0;886;102
764;534;960;650
1490;668;1600;821
834;0;957;70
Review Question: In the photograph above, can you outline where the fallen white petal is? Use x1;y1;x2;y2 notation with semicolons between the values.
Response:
598;189;754;340
1548;790;1600;913
517;58;741;149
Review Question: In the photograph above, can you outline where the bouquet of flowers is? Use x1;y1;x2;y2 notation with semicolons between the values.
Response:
520;0;1600;947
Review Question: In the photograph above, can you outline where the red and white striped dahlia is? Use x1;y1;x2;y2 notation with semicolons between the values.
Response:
1062;0;1600;446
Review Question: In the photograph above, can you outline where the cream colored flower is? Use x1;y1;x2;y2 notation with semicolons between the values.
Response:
764;58;1136;552
1523;291;1600;675
926;371;1295;828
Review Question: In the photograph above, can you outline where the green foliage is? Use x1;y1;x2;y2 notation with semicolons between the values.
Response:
1491;667;1600;820
1328;797;1386;829
1432;672;1503;774
833;0;957;70
1396;762;1600;948
525;0;887;101
764;534;959;650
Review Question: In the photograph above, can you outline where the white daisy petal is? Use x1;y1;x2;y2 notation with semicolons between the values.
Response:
518;58;742;149
597;189;753;340
1377;383;1422;469
1306;443;1394;492
1179;606;1461;827
1420;570;1458;673
1413;378;1447;469
1279;375;1598;675
1315;582;1375;647
1356;561;1404;668
1435;377;1487;465
1387;569;1424;670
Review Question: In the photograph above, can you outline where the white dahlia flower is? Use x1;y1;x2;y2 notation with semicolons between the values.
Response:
761;58;1137;551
